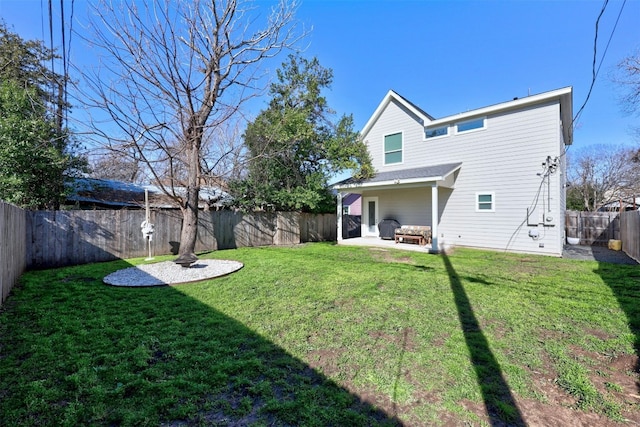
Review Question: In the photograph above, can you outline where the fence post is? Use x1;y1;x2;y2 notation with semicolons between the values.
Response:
0;201;27;306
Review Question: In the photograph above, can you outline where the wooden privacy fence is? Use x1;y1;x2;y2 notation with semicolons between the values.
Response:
620;210;640;262
565;211;620;245
26;210;337;269
566;210;640;262
0;201;26;305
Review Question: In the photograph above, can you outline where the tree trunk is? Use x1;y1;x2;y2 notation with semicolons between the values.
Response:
177;188;199;258
175;139;201;265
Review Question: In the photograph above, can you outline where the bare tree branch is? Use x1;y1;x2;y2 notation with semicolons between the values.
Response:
568;145;640;211
73;0;304;259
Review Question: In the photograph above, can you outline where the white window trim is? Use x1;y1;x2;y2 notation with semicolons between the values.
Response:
383;131;404;165
455;117;487;135
475;192;495;212
424;125;450;140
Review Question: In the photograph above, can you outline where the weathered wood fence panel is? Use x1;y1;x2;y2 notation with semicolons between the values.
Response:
300;213;337;242
0;201;26;306
565;211;620;245
275;212;301;245
620;210;640;262
25;210;337;269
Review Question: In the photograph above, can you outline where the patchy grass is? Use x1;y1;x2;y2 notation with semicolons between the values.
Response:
1;243;639;426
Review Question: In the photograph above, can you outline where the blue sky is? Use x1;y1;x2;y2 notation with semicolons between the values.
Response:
1;0;638;153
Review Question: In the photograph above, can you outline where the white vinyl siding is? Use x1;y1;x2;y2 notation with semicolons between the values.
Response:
436;103;563;255
364;99;424;171
362;97;566;256
365;187;433;226
383;132;403;165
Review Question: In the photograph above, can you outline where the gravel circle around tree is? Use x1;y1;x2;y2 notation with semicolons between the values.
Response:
103;259;244;287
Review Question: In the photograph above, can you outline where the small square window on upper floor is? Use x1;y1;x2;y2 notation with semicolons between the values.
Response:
456;117;486;134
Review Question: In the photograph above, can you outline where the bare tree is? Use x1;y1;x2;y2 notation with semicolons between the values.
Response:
567;145;640;211
77;0;301;263
616;52;640;117
200;116;248;189
90;151;143;183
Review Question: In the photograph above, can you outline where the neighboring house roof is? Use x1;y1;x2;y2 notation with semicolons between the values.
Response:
334;162;462;190
600;197;640;211
66;178;231;209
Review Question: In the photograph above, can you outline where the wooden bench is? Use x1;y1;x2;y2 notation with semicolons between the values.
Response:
394;225;431;246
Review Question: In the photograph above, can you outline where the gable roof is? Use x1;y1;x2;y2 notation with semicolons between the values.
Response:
362;87;573;145
361;90;435;137
333;162;462;190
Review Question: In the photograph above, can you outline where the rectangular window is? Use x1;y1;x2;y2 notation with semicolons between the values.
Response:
425;125;449;139
476;192;495;212
456;117;486;134
384;132;402;164
342;206;350;215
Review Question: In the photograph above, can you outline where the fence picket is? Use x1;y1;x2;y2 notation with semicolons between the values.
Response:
20;210;336;270
0;201;26;305
565;211;620;245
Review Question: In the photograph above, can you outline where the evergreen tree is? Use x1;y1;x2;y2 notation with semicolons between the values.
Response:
231;55;372;213
0;22;85;209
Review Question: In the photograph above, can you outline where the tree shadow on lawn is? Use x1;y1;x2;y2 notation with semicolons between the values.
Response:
0;260;402;426
441;253;526;426
592;250;640;392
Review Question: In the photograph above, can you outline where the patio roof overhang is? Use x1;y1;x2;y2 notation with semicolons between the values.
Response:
332;162;462;194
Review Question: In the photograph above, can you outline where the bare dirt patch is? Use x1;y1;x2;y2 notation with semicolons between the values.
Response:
305;340;640;426
368;247;414;264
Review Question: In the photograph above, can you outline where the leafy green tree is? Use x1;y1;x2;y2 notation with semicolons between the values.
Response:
231;55;372;213
0;81;73;208
0;22;86;209
0;22;66;128
566;183;595;211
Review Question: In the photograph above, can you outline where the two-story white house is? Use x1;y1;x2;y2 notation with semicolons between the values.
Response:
334;87;573;256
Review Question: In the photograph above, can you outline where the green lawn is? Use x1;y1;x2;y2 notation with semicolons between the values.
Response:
1;243;639;426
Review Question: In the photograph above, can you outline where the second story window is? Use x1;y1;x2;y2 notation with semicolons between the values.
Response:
456;117;486;134
425;125;449;139
384;132;403;165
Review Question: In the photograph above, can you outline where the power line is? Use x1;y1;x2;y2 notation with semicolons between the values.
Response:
48;0;54;75
572;0;627;126
60;0;65;87
40;0;45;48
66;0;74;81
60;0;69;125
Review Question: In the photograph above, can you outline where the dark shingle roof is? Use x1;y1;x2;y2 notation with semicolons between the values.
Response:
391;90;435;121
334;162;462;187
